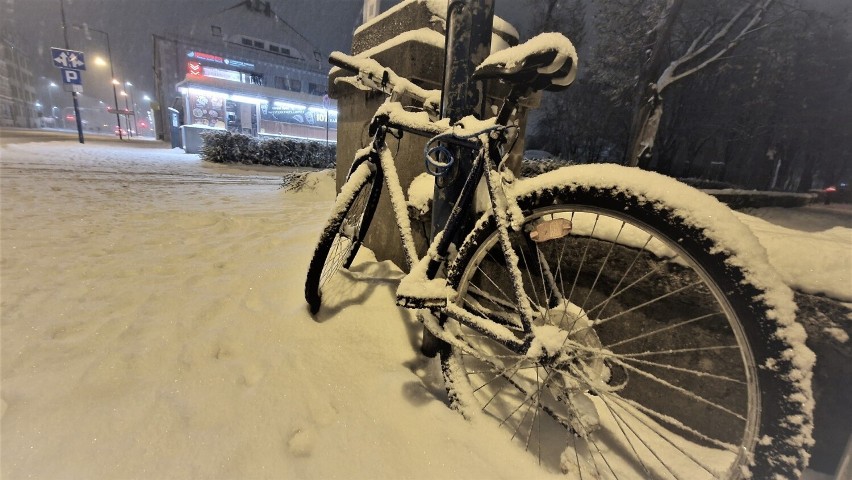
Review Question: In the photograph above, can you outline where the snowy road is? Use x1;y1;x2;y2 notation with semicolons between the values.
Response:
1;141;849;478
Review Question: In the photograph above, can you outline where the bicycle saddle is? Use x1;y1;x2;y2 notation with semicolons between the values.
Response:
473;32;578;92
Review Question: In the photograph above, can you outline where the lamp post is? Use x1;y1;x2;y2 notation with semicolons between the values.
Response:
121;90;132;137
60;0;84;143
74;23;123;140
142;94;154;137
45;81;58;123
125;81;136;136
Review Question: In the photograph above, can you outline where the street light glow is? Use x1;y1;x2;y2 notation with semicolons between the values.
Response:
94;56;107;66
125;81;133;87
112;79;120;85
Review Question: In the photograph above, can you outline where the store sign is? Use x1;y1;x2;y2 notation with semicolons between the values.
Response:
186;51;255;70
187;51;224;64
187;61;255;84
187;61;202;76
225;58;254;69
203;66;243;82
261;103;337;126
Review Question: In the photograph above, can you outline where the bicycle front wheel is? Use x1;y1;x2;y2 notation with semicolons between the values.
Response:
440;165;813;479
305;161;382;314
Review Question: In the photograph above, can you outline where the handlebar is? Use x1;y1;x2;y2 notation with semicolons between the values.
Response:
328;51;362;75
329;51;438;108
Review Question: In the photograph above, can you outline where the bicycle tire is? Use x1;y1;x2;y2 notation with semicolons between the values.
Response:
439;164;813;479
305;161;382;314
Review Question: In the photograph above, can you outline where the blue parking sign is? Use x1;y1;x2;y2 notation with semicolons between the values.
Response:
61;68;83;85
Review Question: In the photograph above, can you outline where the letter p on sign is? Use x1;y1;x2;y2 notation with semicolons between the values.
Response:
61;68;82;85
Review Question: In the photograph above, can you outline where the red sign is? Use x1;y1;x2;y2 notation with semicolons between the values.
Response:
194;52;224;63
187;61;202;76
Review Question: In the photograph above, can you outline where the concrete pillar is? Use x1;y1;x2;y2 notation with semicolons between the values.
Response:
328;0;537;270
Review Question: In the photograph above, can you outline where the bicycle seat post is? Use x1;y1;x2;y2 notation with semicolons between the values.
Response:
430;0;495;243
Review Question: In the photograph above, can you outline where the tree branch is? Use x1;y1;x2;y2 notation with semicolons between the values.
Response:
657;0;774;91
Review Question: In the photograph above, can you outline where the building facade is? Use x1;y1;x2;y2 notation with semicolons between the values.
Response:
153;0;336;144
0;36;37;128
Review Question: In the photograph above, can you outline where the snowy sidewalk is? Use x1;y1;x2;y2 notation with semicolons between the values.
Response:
1;142;849;478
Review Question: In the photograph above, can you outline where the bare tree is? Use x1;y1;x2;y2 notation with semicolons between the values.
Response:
624;0;775;167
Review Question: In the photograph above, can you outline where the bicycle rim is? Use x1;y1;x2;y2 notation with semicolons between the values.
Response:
447;203;762;479
305;162;380;313
320;181;374;288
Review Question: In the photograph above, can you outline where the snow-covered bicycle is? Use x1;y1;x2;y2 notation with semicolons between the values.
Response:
304;32;813;479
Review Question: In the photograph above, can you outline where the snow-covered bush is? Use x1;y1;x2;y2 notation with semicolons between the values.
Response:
200;131;335;168
679;178;740;190
200;131;259;164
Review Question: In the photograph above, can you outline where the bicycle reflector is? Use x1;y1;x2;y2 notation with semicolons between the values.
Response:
425;145;455;177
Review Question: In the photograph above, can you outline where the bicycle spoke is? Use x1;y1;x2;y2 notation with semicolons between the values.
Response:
563;394;621;479
617;345;740;358
606;312;724;349
567;214;600;304
594;390;658;478
579;221;626;315
585;263;662;318
571;433;586;480
510;367;543;445
611;359;747;421
614;356;746;384
592;279;706;328
319;237;352;287
594;234;654;320
517;242;544;309
475;250;521;308
602;391;730;475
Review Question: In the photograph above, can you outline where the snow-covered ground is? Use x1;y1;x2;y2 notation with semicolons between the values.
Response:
1;142;849;478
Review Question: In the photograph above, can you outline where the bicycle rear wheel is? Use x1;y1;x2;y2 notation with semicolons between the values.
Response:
440;165;813;479
305;161;382;314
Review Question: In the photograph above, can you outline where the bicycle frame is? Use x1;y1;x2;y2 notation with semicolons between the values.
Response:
347;102;538;356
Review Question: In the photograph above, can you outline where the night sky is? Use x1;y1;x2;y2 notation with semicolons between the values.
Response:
3;0;529;112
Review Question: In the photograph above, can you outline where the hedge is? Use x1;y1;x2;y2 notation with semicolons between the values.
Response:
200;130;335;168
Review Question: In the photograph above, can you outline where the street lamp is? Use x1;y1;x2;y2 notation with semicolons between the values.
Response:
47;81;57;119
73;23;123;140
142;94;153;136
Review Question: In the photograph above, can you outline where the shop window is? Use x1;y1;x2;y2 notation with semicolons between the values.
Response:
269;45;279;53
211;25;222;37
289;79;301;92
241;38;253;46
274;76;289;90
249;73;264;85
253;40;265;49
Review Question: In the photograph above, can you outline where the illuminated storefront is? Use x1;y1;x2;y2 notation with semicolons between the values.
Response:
152;0;337;145
176;49;337;143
